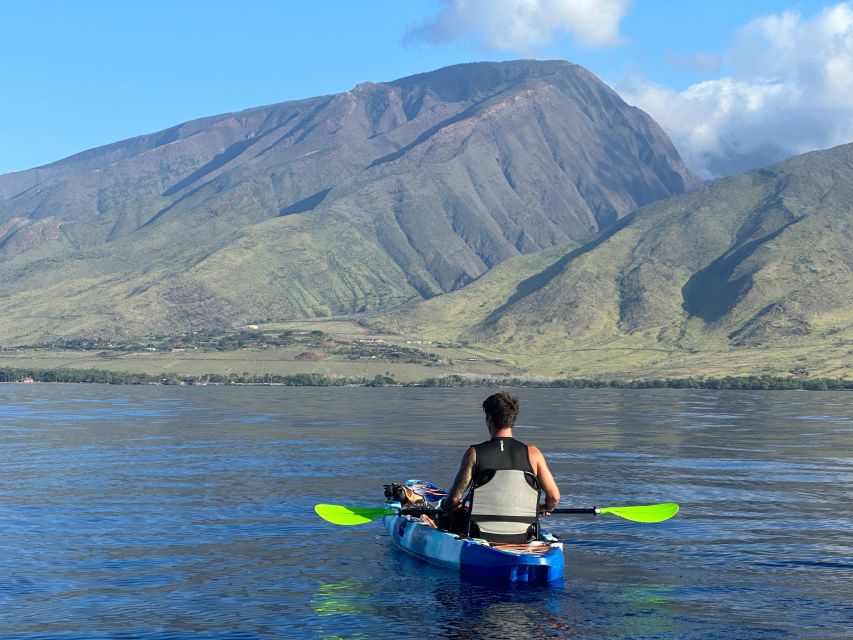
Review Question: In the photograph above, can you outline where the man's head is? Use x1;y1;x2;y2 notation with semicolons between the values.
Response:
482;391;519;431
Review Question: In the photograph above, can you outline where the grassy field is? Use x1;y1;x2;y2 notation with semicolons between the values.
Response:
0;319;524;383
2;312;850;383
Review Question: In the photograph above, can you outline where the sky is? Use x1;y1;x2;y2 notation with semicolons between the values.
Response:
1;0;852;178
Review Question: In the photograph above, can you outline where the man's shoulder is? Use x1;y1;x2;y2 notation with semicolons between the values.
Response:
527;443;545;459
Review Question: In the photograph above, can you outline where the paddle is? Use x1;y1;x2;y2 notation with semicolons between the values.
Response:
314;504;437;526
314;502;679;526
550;503;679;523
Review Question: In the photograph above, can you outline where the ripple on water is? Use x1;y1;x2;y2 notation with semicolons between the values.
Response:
0;386;850;639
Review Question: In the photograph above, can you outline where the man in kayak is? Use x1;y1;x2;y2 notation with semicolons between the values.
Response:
438;391;560;543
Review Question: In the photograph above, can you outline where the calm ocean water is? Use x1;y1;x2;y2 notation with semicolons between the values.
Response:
0;384;850;639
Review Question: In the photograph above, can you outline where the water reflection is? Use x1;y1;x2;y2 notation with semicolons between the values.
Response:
431;579;572;640
309;579;375;640
311;579;373;617
601;584;678;639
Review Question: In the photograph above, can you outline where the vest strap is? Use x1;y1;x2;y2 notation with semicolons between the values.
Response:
471;515;538;523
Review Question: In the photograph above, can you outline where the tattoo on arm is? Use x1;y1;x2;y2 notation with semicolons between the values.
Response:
448;448;475;507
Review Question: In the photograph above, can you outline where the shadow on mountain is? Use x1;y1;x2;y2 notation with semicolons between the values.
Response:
682;219;800;323
482;212;637;325
279;188;332;216
162;138;259;197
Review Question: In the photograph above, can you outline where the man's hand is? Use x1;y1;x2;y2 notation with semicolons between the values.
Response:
539;502;558;517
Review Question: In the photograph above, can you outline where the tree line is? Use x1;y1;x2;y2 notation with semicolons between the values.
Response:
1;367;850;390
0;367;394;387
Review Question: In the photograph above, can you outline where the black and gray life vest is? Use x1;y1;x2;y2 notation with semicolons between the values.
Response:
468;437;540;543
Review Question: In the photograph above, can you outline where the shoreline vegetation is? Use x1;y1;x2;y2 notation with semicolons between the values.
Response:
1;329;849;390
2;367;852;391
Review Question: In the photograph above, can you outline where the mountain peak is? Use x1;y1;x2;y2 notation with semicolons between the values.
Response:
0;60;699;343
387;59;578;100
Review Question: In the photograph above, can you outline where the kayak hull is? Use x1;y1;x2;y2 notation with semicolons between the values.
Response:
383;513;564;583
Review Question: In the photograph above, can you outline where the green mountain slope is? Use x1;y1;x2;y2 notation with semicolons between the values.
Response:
376;143;853;379
0;60;698;344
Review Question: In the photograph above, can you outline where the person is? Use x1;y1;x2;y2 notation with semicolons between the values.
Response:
439;391;560;543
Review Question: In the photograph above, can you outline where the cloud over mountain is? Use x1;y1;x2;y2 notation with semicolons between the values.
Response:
407;0;631;52
621;2;853;179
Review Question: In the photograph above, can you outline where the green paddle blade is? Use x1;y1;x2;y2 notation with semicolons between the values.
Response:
314;504;393;526
599;503;679;523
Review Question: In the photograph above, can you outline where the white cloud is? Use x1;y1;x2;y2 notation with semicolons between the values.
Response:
620;3;853;179
408;0;632;52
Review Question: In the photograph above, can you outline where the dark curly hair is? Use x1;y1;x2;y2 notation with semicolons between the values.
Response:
482;391;519;429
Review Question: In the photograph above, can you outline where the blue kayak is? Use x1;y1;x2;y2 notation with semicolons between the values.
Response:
383;480;564;583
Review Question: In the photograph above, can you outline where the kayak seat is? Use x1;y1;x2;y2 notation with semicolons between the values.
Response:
467;519;540;544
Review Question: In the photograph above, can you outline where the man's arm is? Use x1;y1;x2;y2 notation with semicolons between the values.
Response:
529;445;560;514
443;446;476;511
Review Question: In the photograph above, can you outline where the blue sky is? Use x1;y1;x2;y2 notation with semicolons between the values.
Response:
1;1;850;177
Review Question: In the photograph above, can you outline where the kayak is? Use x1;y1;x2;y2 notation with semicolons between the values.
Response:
383;480;564;583
317;483;677;584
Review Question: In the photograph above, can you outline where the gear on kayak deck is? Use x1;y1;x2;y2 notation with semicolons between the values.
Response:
383;483;429;509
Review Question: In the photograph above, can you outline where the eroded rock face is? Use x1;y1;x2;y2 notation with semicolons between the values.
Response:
0;217;63;258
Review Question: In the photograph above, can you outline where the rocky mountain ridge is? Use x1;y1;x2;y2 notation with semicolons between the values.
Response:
0;60;699;343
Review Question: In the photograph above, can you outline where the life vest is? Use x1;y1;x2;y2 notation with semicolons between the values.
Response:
468;437;541;543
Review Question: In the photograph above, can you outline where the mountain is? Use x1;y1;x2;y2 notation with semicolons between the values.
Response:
376;143;853;379
0;60;698;344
